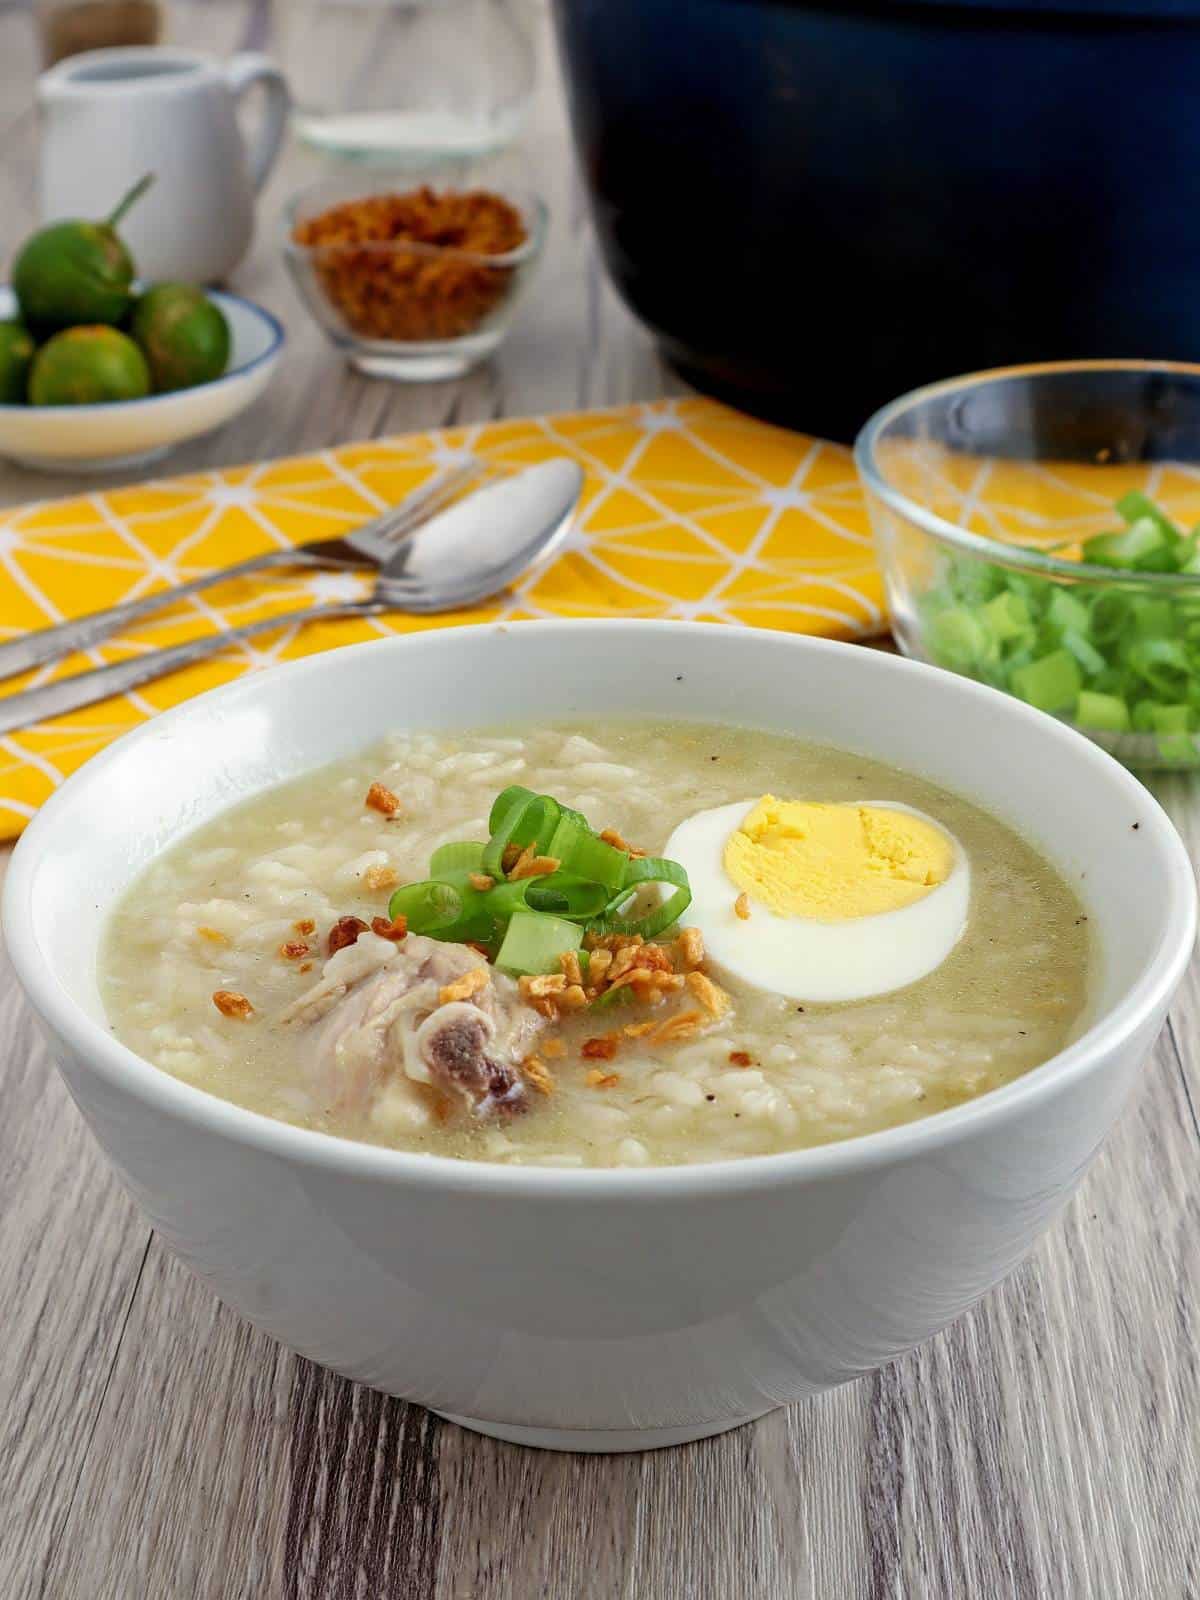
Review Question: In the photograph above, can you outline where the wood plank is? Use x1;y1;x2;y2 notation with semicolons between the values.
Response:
0;854;151;1600
1151;775;1200;1131
0;12;40;255
40;1242;296;1599
858;1026;1200;1600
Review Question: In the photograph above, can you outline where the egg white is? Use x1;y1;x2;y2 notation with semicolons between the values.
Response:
666;799;970;1004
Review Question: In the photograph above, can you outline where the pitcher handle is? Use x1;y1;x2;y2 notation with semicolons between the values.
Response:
225;52;290;192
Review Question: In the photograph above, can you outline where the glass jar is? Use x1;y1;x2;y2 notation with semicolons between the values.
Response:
277;0;535;166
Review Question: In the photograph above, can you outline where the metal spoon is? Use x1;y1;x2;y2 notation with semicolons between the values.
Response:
0;458;583;737
0;459;486;686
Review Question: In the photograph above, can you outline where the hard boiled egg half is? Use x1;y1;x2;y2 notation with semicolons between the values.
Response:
665;795;970;1003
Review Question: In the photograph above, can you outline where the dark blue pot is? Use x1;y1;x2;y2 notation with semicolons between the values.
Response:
553;0;1200;439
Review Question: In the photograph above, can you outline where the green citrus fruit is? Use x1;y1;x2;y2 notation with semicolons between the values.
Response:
29;326;151;406
11;174;153;334
0;321;36;405
13;220;137;332
131;283;231;392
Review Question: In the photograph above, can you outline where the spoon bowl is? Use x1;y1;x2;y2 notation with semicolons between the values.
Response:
381;457;583;611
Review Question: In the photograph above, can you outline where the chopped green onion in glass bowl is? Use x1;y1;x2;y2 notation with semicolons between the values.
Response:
855;360;1200;770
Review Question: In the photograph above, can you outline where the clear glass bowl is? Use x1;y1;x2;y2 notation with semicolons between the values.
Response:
855;361;1200;771
283;173;546;382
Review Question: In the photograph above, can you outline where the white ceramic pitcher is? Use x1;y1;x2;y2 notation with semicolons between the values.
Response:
37;47;289;283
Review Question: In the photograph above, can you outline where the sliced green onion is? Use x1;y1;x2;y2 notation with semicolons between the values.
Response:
928;607;990;670
619;856;691;891
524;873;611;920
495;911;583;977
1076;690;1130;733
1130;597;1174;638
472;877;532;919
983;590;1032;643
1132;699;1158;732
1045;588;1089;635
1061;628;1106;679
1126;636;1190;698
593;857;693;942
388;879;464;933
1082;518;1167;571
1115;490;1181;545
954;561;1007;605
553;824;629;890
1089;591;1134;643
1150;702;1191;733
546;809;586;865
387;877;501;944
473;872;608;923
488;786;573;841
488;785;532;835
480;787;560;878
1011;649;1082;713
546;802;589;840
1093;666;1126;696
385;783;693;962
428;840;486;875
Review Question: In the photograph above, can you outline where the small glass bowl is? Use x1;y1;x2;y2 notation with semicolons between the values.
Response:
856;361;1200;772
282;174;547;382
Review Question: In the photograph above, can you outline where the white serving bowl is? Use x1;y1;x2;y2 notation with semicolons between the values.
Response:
0;288;284;472
4;623;1194;1452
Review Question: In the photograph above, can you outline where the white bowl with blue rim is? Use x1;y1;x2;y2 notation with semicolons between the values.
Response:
0;288;285;474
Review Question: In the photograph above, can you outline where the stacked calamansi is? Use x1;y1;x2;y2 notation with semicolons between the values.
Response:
0;175;231;407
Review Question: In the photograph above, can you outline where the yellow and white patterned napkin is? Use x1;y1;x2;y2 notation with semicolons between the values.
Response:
0;397;883;837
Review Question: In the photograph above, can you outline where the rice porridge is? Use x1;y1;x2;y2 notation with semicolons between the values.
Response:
101;720;1091;1167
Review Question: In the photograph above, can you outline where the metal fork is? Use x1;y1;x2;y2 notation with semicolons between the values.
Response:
0;458;483;684
0;457;584;739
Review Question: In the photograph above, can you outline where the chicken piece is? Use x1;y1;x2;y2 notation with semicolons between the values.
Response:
280;932;398;1027
283;931;545;1123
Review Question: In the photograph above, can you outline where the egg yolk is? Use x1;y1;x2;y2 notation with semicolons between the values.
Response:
723;796;955;921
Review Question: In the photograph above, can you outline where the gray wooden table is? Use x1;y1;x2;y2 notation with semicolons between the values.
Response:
2;6;1198;1597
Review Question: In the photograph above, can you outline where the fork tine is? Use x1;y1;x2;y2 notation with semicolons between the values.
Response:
379;461;472;524
401;458;484;517
371;457;489;544
340;461;481;558
375;460;489;546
